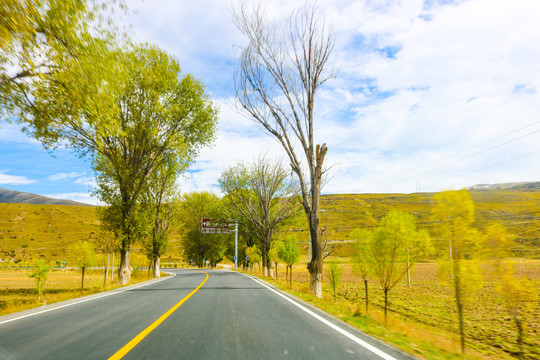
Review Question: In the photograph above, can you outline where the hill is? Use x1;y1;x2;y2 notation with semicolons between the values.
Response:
0;187;92;206
1;186;539;261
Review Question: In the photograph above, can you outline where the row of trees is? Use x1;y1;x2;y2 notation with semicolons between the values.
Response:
349;189;537;358
2;0;218;284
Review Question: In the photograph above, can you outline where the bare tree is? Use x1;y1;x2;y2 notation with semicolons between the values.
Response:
233;2;334;297
219;156;301;277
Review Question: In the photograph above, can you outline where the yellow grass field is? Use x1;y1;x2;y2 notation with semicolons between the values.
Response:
0;268;154;317
261;258;540;360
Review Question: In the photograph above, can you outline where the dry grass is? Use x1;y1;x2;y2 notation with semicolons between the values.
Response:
253;258;540;360
0;268;155;316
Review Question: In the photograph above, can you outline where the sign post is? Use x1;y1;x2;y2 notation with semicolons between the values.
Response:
201;218;229;234
201;218;238;270
234;220;238;270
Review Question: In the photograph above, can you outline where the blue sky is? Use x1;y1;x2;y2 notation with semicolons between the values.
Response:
2;0;540;205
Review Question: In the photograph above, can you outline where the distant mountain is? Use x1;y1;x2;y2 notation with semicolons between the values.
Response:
468;181;540;191
0;187;93;206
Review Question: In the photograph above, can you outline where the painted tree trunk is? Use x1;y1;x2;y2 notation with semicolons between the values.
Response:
118;247;131;285
152;257;161;278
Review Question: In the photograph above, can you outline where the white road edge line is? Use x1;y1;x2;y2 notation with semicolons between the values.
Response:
242;273;398;360
0;272;176;326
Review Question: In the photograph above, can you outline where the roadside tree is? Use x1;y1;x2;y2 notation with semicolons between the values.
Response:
233;3;334;297
219;156;301;277
350;228;372;313
141;158;183;278
432;189;484;354
29;259;49;302
483;223;537;359
178;191;227;267
245;246;262;273
277;235;301;285
20;43;217;284
328;260;342;301
0;0;122;120
68;240;97;292
370;210;428;324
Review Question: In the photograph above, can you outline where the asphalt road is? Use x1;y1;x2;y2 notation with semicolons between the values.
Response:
0;270;417;360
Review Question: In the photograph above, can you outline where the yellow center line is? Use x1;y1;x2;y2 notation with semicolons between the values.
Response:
108;271;209;360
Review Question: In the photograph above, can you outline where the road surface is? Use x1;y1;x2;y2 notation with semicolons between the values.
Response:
0;269;417;360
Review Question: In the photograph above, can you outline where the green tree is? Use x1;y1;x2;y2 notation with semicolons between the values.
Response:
268;244;280;279
370;210;428;324
350;228;372;313
277;235;301;285
142;157;183;278
0;0;123;119
483;223;537;359
178;191;227;268
30;259;50;302
233;4;335;297
245;246;262;273
328;260;342;301
68;240;96;292
219;156;300;278
23;43;218;285
432;189;483;354
93;227;119;286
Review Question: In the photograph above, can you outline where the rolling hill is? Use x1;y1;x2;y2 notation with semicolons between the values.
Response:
1;183;539;261
0;187;92;206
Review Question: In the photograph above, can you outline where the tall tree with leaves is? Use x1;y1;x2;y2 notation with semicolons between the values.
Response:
178;191;227;268
18;43;217;284
0;0;123;120
68;240;96;292
233;3;334;297
350;228;373;313
432;189;483;355
484;224;537;359
370;210;430;324
141;157;184;278
219;156;301;277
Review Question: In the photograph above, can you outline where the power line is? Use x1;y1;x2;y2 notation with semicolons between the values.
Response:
386;127;540;187
395;68;540;150
424;150;540;189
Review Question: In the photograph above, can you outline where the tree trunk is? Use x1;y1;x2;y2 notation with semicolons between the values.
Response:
275;262;278;279
152;257;160;278
111;252;115;282
262;249;268;276
81;267;85;292
37;278;42;302
384;288;389;325
118;247;131;285
285;265;288;283
103;252;110;287
289;265;293;286
454;259;465;354
364;279;369;313
515;316;524;359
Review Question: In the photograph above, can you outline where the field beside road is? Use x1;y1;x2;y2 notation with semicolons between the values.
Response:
260;258;540;360
0;268;155;316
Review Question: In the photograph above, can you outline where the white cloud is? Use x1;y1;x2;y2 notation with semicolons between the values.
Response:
0;171;35;185
47;172;85;182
